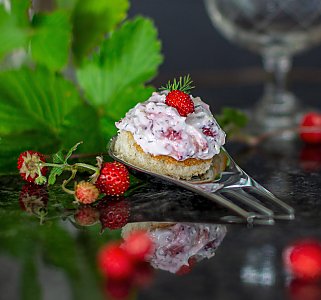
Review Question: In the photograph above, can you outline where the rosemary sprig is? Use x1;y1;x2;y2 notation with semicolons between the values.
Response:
160;74;195;94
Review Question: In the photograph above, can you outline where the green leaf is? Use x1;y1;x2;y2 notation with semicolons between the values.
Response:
64;141;82;163
48;150;65;185
71;0;129;63
0;5;28;60
100;84;154;139
31;11;71;70
48;167;63;185
60;104;106;153
0;67;81;136
11;0;30;27
52;150;65;163
215;107;248;136
77;17;162;128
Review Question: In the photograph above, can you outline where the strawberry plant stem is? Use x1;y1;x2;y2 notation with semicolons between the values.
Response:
62;169;77;195
40;162;99;173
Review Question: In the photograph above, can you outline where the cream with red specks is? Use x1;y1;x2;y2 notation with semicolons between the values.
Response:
116;91;225;161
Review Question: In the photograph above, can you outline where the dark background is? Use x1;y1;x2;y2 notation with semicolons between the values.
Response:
129;0;321;72
129;0;321;110
35;0;321;109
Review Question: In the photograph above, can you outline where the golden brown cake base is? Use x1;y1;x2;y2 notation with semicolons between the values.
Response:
114;131;212;180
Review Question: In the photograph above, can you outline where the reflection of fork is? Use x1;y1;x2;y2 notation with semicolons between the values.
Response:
108;137;294;225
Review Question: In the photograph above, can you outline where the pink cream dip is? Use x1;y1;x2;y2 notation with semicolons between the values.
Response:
116;91;226;161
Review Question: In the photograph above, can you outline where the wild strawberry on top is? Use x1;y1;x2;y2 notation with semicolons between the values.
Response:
161;75;195;117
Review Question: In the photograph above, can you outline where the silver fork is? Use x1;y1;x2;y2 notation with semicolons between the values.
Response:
108;137;295;225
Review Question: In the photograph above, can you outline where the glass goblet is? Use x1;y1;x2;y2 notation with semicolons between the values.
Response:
204;0;321;137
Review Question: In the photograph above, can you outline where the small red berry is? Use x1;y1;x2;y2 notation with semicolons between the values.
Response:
96;162;130;196
75;181;100;204
19;183;48;213
74;205;99;226
284;239;321;280
17;151;47;184
165;90;195;117
122;230;153;262
98;197;130;232
98;243;134;280
300;112;321;144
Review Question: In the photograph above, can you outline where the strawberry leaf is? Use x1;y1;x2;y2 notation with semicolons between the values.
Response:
100;84;154;138
60;104;105;153
30;11;71;71
77;17;163;137
48;150;65;185
48;167;63;186
71;0;129;63
64;141;83;163
215;107;248;137
0;67;84;173
0;4;28;60
11;0;30;27
52;150;65;164
0;67;80;136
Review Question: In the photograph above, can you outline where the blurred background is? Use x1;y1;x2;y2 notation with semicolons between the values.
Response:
129;0;321;110
33;0;321;110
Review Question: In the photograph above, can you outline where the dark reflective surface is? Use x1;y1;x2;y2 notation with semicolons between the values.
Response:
1;139;321;299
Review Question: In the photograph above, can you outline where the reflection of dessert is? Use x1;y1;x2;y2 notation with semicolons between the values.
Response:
122;222;227;274
115;76;226;180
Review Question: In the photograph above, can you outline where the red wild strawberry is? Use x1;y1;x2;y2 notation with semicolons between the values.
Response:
161;75;195;117
98;197;130;232
98;243;134;280
300;112;321;144
96;162;130;196
74;205;99;226
284;239;321;280
166;90;194;117
75;181;100;204
17;151;47;184
122;230;153;262
19;183;48;214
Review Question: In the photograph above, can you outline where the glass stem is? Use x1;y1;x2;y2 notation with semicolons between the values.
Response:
263;54;291;95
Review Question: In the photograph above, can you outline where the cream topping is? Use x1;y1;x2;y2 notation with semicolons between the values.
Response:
146;223;227;274
116;91;226;161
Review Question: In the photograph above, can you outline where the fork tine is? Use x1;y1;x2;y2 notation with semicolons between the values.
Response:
223;189;274;217
251;182;295;220
220;215;275;225
202;192;257;222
